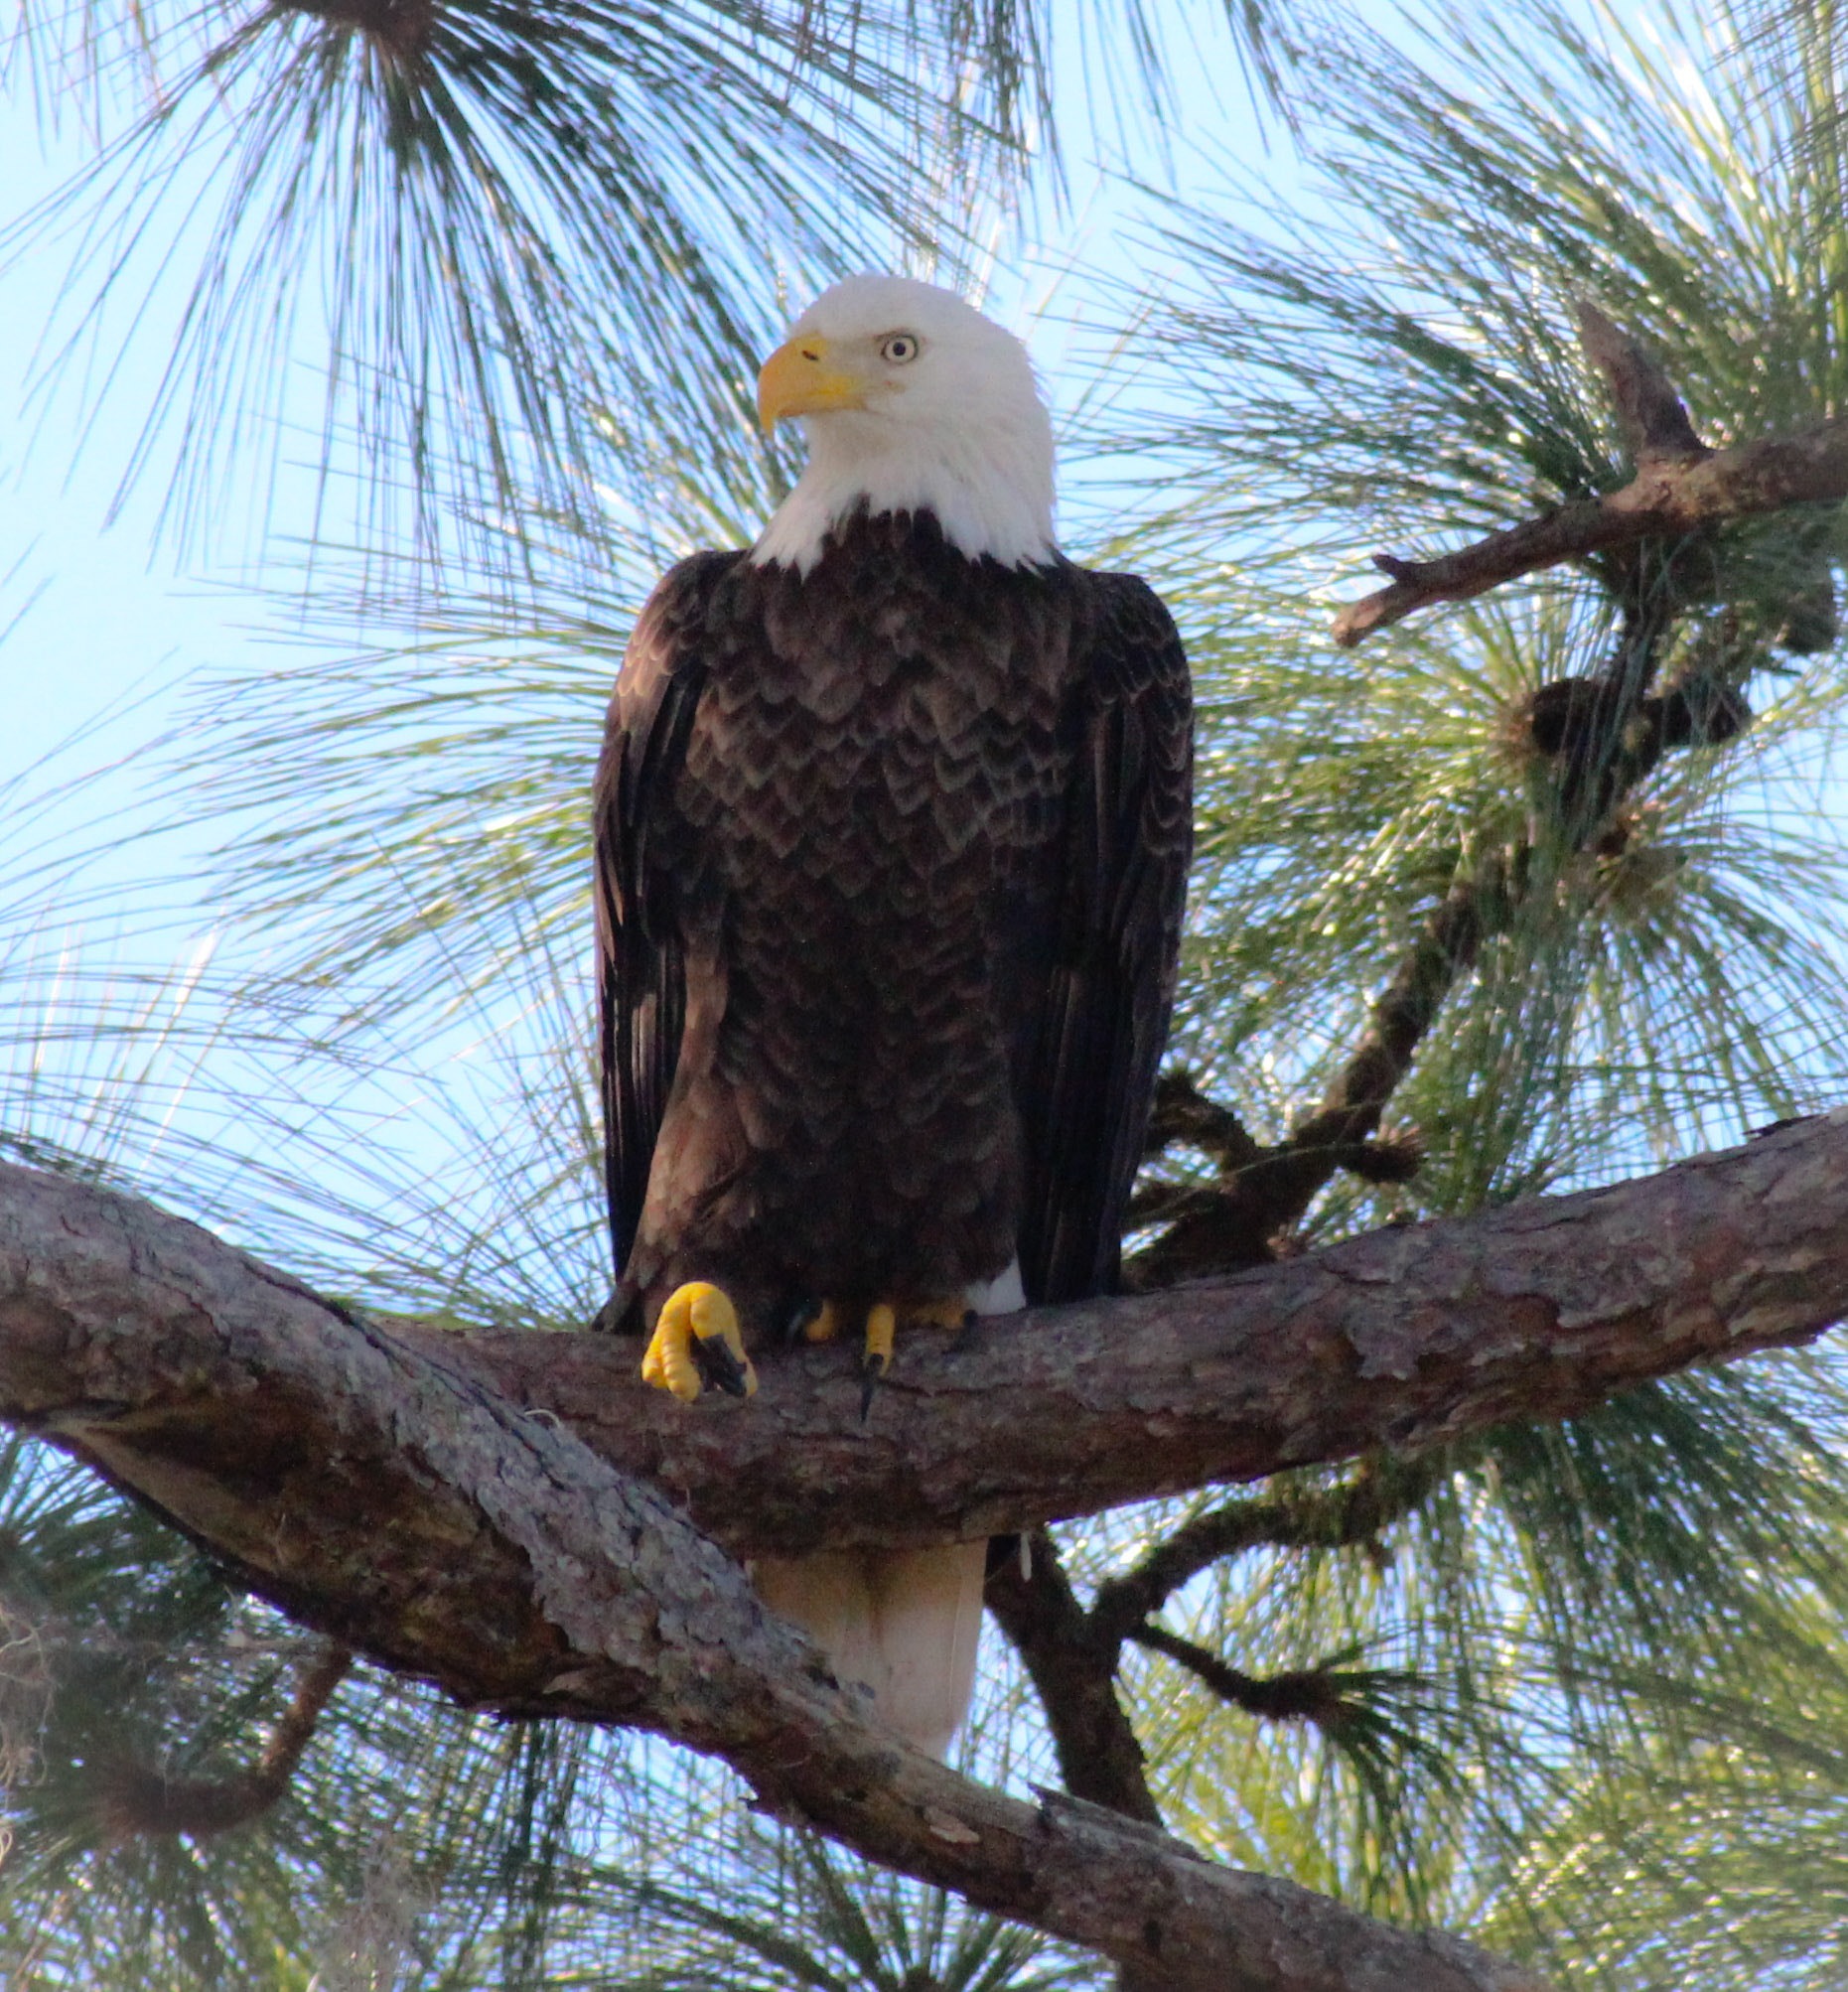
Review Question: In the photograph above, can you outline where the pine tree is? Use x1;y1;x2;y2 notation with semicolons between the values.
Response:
5;0;1848;1985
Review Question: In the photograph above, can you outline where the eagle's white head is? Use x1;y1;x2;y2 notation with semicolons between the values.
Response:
750;274;1057;575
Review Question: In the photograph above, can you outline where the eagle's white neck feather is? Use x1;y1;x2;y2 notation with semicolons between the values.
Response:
753;408;1057;573
751;276;1058;575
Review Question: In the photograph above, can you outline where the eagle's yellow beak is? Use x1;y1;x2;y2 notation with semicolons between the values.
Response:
757;333;871;430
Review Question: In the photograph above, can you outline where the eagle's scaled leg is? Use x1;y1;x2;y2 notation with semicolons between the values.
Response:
860;1297;972;1418
640;1281;760;1402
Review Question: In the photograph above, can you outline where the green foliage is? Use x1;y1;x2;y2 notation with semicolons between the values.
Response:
1130;0;1848;1200
0;1437;1096;1990
10;0;1848;1984
1052;3;1848;1975
3;0;955;576
0;0;1297;580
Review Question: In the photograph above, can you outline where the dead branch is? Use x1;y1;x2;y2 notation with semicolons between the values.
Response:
1572;302;1707;462
1332;315;1848;646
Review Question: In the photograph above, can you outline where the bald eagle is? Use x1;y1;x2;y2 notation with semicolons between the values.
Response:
596;274;1192;1754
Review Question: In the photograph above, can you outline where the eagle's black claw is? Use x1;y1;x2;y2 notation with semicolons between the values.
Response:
782;1297;826;1346
860;1352;888;1422
693;1331;754;1397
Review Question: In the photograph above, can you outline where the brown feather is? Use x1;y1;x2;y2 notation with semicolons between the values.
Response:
595;505;1192;1340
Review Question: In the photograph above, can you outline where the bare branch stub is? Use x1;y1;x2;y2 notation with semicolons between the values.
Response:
1573;300;1708;462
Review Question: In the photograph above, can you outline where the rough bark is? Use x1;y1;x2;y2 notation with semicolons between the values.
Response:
412;1105;1848;1540
1571;301;1707;462
4;1113;1846;1572
5;1113;1846;1985
0;1154;1557;1992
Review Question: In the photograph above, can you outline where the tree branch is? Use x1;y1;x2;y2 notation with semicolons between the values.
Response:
985;1531;1162;1824
1088;1459;1440;1650
1571;301;1707;462
0;1156;1550;1991
1332;365;1848;646
4;1101;1839;1982
5;1113;1847;1569
1128;1626;1364;1732
97;1641;354;1839
1125;868;1490;1288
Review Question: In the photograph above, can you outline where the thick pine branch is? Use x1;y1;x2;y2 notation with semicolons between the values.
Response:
5;1110;1845;1982
0;1157;1557;1992
5;1117;1846;1564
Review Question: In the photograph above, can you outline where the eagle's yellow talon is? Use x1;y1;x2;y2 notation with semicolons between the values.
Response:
641;1338;672;1390
804;1300;843;1344
864;1302;897;1376
641;1281;758;1402
913;1298;972;1333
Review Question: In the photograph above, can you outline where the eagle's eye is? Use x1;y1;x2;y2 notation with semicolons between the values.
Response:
879;333;921;364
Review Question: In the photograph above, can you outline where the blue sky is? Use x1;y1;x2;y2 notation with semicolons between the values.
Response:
0;0;1305;1266
0;5;1289;822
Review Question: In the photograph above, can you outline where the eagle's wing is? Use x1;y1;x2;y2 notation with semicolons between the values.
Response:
593;550;740;1280
1013;570;1193;1305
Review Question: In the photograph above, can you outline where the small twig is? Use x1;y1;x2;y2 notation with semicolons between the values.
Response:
1141;1070;1263;1167
1088;1460;1440;1650
1129;1626;1356;1730
96;1642;354;1840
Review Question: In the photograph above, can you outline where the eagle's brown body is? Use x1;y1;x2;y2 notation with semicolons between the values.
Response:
596;506;1192;1342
